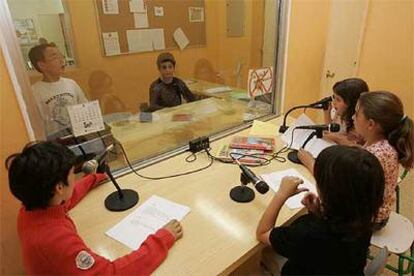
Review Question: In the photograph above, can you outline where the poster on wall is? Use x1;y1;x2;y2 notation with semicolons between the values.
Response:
188;7;204;22
13;19;38;45
247;67;274;98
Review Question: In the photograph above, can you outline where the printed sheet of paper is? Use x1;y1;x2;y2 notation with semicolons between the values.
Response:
188;7;204;22
151;29;165;50
102;0;119;14
247;67;273;97
261;168;317;209
129;0;146;12
204;86;232;94
106;195;191;250
127;29;153;53
281;114;335;157
133;12;149;28
102;32;121;56
67;100;105;137
249;120;278;137
154;6;164;16
173;28;190;50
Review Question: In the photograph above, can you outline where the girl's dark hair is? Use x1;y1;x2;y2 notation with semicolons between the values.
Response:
5;141;76;210
333;78;369;131
314;145;385;237
359;91;414;169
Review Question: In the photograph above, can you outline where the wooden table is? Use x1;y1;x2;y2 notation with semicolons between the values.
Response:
69;116;315;275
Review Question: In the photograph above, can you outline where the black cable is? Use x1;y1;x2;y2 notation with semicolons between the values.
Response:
206;148;272;167
116;141;214;180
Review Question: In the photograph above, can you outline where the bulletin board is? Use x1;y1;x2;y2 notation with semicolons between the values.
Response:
94;0;206;56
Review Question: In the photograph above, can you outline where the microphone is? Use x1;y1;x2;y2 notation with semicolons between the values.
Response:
82;144;114;174
309;96;332;109
237;161;269;194
296;123;340;132
239;164;269;194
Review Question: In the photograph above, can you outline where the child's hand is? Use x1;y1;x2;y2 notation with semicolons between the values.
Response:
301;192;321;214
277;176;307;199
163;219;183;241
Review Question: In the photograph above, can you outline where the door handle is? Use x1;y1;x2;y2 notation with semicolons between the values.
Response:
326;70;335;78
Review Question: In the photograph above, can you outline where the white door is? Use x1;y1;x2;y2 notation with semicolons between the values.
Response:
320;0;369;97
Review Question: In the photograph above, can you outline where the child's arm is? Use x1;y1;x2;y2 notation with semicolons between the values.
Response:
148;84;163;111
297;149;315;173
323;132;357;146
66;173;107;210
256;176;306;245
43;221;181;274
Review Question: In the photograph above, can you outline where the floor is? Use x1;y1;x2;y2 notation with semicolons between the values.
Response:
230;172;414;275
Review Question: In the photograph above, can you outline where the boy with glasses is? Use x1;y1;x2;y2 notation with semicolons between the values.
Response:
29;43;88;138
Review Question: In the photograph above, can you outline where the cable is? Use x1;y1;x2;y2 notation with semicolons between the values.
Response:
206;148;273;167
116;141;214;180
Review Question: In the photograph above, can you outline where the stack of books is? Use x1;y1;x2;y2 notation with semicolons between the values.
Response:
215;136;275;165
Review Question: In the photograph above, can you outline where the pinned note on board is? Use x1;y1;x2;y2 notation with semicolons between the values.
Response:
127;29;153;52
102;32;121;56
154;6;164;16
102;0;119;14
129;0;146;13
133;12;148;28
173;28;189;50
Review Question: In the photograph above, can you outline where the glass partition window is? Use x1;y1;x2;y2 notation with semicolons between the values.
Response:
8;0;75;69
6;0;280;171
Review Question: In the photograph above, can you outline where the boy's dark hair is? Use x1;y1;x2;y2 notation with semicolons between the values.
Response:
5;141;76;210
156;52;176;68
333;78;369;131
314;145;385;237
28;43;56;72
359;91;414;169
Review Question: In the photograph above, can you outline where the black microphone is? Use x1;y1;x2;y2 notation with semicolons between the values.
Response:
238;162;269;194
82;144;114;174
296;123;340;132
309;96;332;109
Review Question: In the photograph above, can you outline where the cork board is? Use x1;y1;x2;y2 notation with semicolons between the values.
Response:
95;0;206;56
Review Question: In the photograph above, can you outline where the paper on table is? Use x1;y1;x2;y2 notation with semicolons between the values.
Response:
102;32;121;56
102;0;119;14
127;29;153;53
106;195;190;250
133;12;149;28
204;86;232;94
129;0;146;12
151;29;165;50
173;28;189;50
261;168;317;209
281;113;335;157
249;120;278;137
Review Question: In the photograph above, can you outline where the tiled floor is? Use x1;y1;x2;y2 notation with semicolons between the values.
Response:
230;172;414;275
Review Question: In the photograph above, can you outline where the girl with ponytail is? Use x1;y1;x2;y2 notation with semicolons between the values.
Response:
353;91;413;229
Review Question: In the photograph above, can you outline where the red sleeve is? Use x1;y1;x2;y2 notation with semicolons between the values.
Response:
43;227;175;275
66;173;107;210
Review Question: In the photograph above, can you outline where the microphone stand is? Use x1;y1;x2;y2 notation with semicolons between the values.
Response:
99;161;139;211
230;171;255;203
288;129;323;164
279;101;330;133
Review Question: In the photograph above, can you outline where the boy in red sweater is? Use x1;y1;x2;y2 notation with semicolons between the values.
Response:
6;141;183;275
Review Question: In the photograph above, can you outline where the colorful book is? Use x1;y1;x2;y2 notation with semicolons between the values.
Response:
229;136;275;151
215;144;268;165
